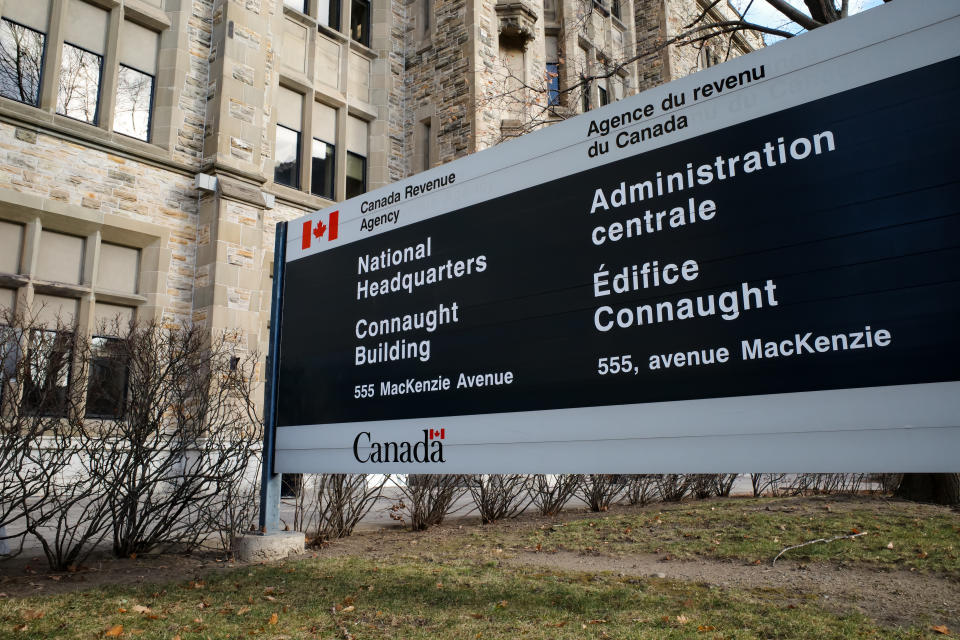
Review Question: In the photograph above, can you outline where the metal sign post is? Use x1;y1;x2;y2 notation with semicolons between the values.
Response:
258;221;287;533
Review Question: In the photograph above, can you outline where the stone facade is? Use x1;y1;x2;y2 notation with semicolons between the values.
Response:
0;0;759;400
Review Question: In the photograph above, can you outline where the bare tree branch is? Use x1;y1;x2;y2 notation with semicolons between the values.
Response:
765;0;824;31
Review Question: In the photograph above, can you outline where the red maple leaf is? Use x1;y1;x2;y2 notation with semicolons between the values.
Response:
313;220;327;239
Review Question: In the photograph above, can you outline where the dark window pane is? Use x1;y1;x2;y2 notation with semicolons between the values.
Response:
598;85;608;106
114;65;153;141
0;325;19;409
546;62;559;106
275;125;301;188
350;0;369;45
23;329;72;416
85;336;127;419
0;19;45;106
346;151;366;199
319;0;341;29
57;43;102;124
611;0;621;19
311;138;336;199
582;87;590;112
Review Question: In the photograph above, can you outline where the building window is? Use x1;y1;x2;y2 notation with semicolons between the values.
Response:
23;292;78;417
611;0;621;20
58;43;102;123
346;115;368;198
318;0;341;29
598;84;608;106
85;335;128;419
545;35;560;107
350;0;370;46
57;1;108;125
546;64;560;105
275;87;303;189
311;101;337;199
346;152;366;199
581;84;590;112
0;15;46;107
543;0;557;23
114;21;158;141
23;329;73;416
283;0;308;12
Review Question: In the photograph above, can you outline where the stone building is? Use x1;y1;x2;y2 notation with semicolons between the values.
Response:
0;0;757;413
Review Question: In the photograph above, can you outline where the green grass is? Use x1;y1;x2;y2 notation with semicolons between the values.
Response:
1;495;956;639
519;496;960;572
0;555;932;639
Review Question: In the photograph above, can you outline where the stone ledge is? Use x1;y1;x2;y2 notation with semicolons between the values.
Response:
234;531;305;563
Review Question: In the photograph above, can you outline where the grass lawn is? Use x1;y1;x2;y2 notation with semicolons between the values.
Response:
0;496;957;639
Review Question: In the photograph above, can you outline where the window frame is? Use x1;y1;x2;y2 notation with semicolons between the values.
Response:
350;0;371;46
84;334;129;420
274;123;302;189
0;17;47;108
56;39;105;125
345;149;367;199
310;136;336;199
22;327;74;417
113;62;156;143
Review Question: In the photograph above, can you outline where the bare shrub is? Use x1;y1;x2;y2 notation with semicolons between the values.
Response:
397;474;467;530
792;473;868;495
622;474;658;505
531;474;581;516
689;474;717;499
100;323;263;557
468;474;532;523
873;473;903;494
577;474;625;512
714;473;739;497
294;474;389;542
655;474;692;502
201;454;261;556
750;473;789;497
1;312;113;568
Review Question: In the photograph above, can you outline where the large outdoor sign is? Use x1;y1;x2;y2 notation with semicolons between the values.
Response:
270;0;960;473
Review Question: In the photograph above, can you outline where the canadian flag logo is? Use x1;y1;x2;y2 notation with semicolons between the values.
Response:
429;428;445;440
301;210;339;250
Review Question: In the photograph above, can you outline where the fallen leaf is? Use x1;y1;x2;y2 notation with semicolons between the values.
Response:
105;625;123;637
264;595;277;602
850;528;861;535
132;605;152;614
698;625;716;632
117;608;127;614
21;610;44;621
268;612;279;625
546;621;567;627
469;613;484;619
931;625;950;635
342;605;355;613
588;619;607;624
236;607;250;616
886;542;895;550
676;615;690;624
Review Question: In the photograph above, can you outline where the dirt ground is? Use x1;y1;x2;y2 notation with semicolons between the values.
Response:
2;497;958;632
